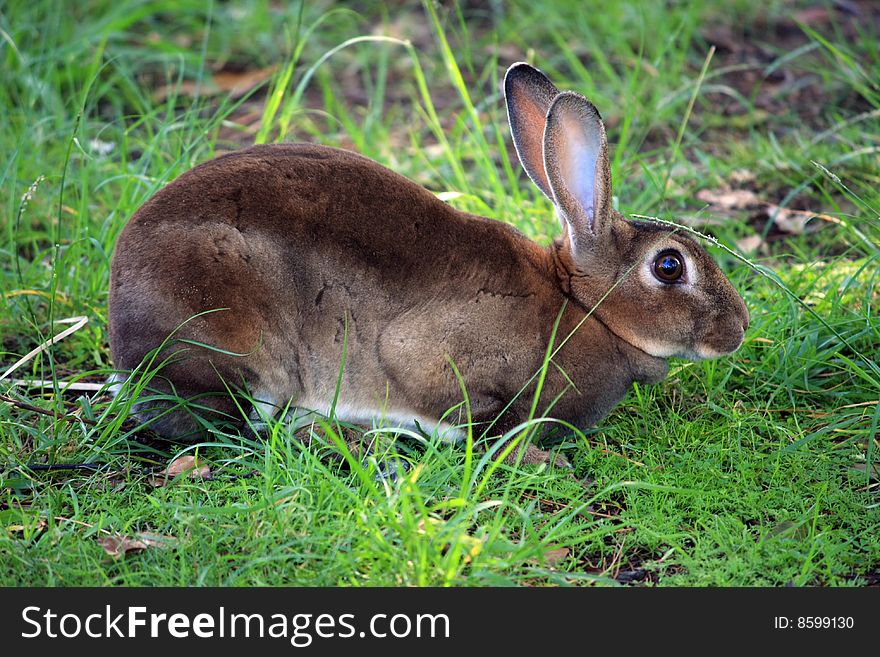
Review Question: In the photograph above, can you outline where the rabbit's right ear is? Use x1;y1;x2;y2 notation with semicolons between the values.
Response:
542;91;613;256
504;62;560;201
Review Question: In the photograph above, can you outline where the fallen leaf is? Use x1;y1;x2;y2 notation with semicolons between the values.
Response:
793;8;832;26
153;80;217;103
99;534;146;558
5;518;47;534
729;169;757;186
851;462;880;481
736;235;765;254
696;188;761;210
136;532;179;548
701;25;740;53
98;532;177;559
88;138;115;156
212;66;277;97
677;215;726;228
153;66;276;102
151;455;212;487
767;206;814;235
543;547;570;567
167;454;210;478
698;185;824;235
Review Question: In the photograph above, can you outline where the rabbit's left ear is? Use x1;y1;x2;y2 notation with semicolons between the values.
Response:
542;91;614;255
504;62;560;201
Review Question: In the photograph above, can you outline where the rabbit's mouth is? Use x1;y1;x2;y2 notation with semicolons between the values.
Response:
694;329;747;360
650;334;745;361
610;324;745;363
693;309;749;359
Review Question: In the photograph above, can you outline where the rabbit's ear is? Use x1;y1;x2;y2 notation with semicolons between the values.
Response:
504;62;560;201
543;91;613;254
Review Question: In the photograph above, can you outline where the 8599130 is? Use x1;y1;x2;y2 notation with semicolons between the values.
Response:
774;617;855;630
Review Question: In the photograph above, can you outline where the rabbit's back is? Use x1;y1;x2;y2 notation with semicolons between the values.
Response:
114;143;548;295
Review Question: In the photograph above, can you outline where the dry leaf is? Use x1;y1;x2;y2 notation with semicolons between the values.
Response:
729;169;757;186
792;8;832;26
153;80;216;102
542;547;570;567
6;518;47;534
151;455;212;486
212;66;277;97
701;26;740;53
167;454;211;479
153;66;276;102
98;532;177;559
698;185;822;236
99;534;147;558
736;235;765;254
677;215;726;228
136;532;178;547
851;462;880;481
768;206;813;235
696;188;761;210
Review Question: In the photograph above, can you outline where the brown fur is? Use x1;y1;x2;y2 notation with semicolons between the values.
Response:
108;63;748;461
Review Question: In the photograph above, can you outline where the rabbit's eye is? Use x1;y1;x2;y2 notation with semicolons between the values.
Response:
653;251;684;283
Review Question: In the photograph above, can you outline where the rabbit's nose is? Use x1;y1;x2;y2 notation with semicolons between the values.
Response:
736;295;750;332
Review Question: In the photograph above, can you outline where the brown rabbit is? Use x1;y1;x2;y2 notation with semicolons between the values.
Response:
108;62;748;464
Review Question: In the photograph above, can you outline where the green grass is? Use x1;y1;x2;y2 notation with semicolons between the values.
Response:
1;0;878;586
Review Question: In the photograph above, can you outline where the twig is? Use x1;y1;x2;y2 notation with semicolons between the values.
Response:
519;491;620;520
23;463;106;472
7;379;107;392
0;393;97;426
0;315;88;383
